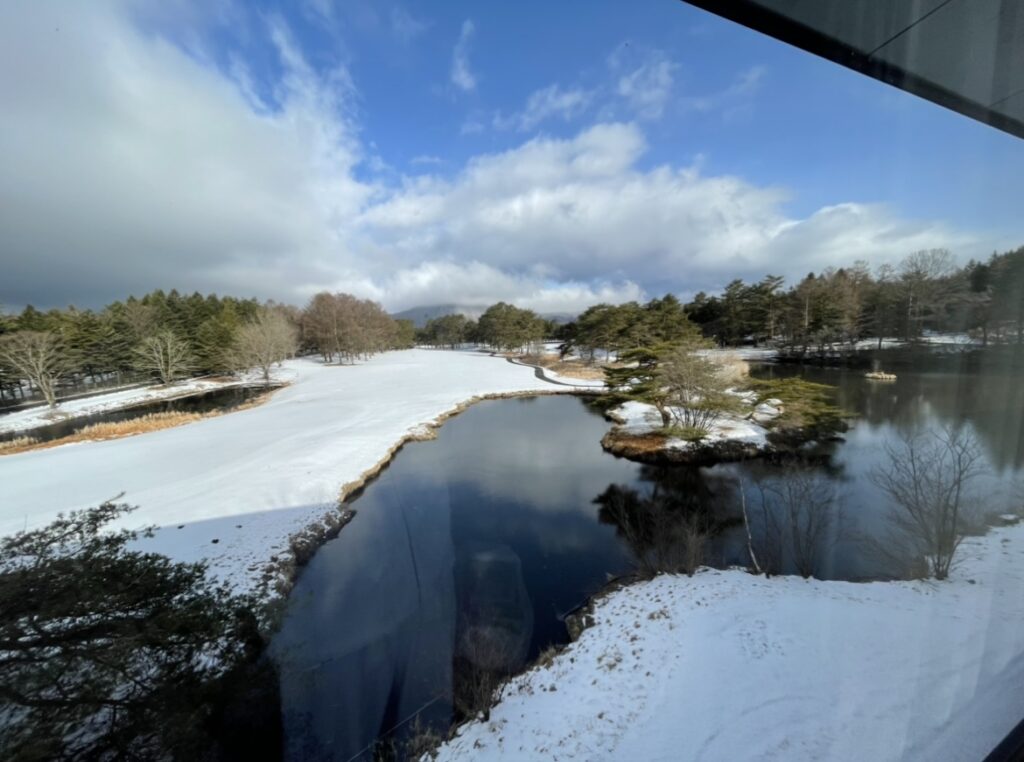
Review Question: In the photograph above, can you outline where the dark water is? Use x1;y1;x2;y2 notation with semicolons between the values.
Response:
0;385;276;443
269;357;1024;761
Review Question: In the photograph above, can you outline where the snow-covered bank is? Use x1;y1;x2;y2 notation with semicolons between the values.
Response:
437;520;1024;762
0;350;587;593
0;373;279;436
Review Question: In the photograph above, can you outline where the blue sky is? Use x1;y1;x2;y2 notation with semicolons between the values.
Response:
3;0;1023;311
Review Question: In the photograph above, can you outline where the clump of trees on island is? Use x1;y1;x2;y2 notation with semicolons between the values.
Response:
0;290;415;407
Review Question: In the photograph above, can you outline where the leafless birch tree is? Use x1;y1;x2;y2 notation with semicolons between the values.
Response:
132;331;193;385
0;330;70;407
232;309;298;383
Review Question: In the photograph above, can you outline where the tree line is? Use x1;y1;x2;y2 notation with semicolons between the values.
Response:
549;246;1024;357
0;289;414;407
686;246;1024;350
416;302;555;352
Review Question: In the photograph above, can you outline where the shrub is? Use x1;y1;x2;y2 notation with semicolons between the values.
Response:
0;501;262;759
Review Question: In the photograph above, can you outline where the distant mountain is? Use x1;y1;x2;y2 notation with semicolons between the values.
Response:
390;304;486;328
391;304;579;328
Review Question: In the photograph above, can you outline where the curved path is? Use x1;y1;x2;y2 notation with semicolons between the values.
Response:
504;356;604;389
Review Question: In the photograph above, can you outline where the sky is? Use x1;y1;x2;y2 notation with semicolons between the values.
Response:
2;0;1023;314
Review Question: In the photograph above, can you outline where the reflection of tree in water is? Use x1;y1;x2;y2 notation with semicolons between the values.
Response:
758;350;1024;471
595;465;741;576
597;460;856;580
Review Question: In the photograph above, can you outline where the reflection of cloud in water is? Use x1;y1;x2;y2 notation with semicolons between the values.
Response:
273;478;456;761
434;397;643;513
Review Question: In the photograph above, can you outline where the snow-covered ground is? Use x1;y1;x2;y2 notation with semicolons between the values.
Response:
0;350;589;592
0;374;271;436
701;346;780;361
437;520;1024;762
610;398;779;451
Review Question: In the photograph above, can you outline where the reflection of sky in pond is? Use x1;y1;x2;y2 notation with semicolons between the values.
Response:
271;357;1023;759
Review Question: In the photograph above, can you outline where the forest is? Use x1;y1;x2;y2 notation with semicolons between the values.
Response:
0;290;414;406
421;245;1024;358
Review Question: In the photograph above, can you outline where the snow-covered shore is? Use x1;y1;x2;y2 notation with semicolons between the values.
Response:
437;520;1024;762
0;374;273;436
0;350;590;593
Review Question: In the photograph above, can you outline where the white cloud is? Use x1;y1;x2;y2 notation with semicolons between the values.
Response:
494;84;593;131
411;155;444;166
358;123;979;301
460;117;485;135
390;6;428;43
339;261;645;313
0;1;368;307
682;65;764;116
450;19;477;92
613;50;677;120
0;3;997;317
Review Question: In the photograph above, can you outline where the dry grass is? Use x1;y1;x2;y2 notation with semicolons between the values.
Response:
714;352;750;383
0;412;208;456
601;430;671;456
0;436;41;455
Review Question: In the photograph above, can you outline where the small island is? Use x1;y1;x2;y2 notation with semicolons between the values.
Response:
568;322;850;465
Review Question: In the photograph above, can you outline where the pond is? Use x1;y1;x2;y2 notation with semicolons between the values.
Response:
269;357;1024;760
0;385;277;443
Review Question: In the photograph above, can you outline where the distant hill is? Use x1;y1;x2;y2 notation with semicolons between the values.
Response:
391;304;579;328
390;304;486;328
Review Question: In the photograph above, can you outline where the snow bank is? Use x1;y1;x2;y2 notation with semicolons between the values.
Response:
437;521;1024;762
0;371;285;436
0;350;586;592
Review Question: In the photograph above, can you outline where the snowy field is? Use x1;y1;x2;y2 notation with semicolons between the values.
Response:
0;350;586;592
437;520;1024;762
0;374;264;435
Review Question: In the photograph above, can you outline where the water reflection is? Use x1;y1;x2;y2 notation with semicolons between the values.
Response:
761;349;1024;471
270;356;1024;759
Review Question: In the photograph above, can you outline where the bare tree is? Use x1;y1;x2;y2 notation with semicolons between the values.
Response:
133;330;193;385
0;330;71;407
301;292;398;363
898;249;957;340
232;309;298;383
871;427;985;580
